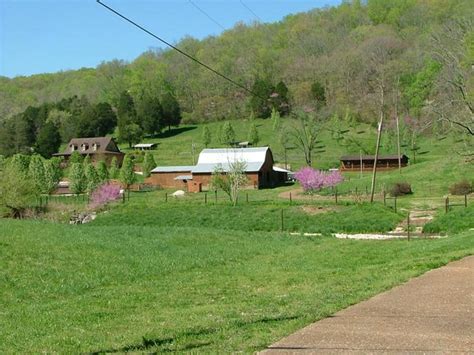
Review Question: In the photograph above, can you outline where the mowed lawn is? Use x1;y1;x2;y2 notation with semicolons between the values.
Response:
1;215;473;352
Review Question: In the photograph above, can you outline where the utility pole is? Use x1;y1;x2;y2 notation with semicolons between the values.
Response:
395;76;402;174
370;83;385;203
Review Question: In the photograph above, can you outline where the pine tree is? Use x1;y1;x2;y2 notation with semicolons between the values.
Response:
69;163;87;195
247;123;259;146
142;152;156;178
109;157;119;179
221;122;236;146
69;150;83;164
85;164;100;193
28;155;46;194
96;160;109;183
271;108;281;131
161;92;181;131
10;154;30;175
120;155;136;192
35;121;61;158
202;126;212;148
43;159;62;194
83;155;91;168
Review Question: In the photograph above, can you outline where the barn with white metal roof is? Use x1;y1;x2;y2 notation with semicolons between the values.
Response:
147;147;290;191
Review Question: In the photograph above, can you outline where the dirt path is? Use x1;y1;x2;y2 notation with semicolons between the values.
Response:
261;256;474;353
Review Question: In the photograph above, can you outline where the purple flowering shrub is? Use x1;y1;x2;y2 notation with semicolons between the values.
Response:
90;183;121;208
294;167;344;193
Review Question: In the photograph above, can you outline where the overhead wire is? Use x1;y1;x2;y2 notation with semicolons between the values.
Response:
187;0;225;31
96;0;265;100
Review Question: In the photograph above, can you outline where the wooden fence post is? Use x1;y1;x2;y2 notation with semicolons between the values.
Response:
465;194;468;208
383;191;386;206
407;212;410;241
445;197;449;213
394;197;397;213
289;192;292;205
280;209;284;232
205;193;207;204
215;190;217;203
335;188;338;204
165;192;168;203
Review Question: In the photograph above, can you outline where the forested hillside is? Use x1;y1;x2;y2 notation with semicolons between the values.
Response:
0;0;472;157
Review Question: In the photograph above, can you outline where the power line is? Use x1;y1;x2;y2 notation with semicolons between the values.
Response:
239;0;262;22
96;0;264;99
188;0;225;31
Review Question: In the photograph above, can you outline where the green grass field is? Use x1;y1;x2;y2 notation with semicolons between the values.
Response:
1;217;472;353
2;119;473;352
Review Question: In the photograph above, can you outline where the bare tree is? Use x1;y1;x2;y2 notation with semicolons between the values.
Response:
290;111;320;167
430;18;473;136
211;160;248;206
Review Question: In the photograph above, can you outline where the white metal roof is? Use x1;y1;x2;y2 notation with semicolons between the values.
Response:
273;166;293;173
197;147;268;165
134;143;156;148
151;166;194;173
152;147;271;175
192;162;263;174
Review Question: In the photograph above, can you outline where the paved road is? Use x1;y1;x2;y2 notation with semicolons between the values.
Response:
262;256;474;354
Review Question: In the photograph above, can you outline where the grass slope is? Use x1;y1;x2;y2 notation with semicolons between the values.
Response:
1;219;472;353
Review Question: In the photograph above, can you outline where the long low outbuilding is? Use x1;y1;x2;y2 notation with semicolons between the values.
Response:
340;154;409;171
146;147;290;192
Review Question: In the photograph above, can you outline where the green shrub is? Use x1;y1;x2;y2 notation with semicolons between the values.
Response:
389;182;412;197
449;180;472;195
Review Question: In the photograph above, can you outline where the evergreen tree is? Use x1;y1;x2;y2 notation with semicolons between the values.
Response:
94;102;118;136
69;163;87;195
0;163;40;218
83;155;91;168
28;155;46;194
35;121;61;158
69;150;83;164
311;82;326;108
43;159;62;194
85;164;100;193
142;152;156;178
271;108;281;131
161;92;182;131
247;122;259;146
109;157;119;179
249;78;274;119
117;91;141;147
202;126;212;148
96;160;109;183
221;122;236;146
9;154;30;175
0;155;5;171
119;154;136;192
139;95;163;136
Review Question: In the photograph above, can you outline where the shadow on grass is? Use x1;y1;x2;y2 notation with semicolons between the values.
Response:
157;126;197;139
90;314;300;353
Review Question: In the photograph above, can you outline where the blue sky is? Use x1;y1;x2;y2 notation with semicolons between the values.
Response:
1;0;341;78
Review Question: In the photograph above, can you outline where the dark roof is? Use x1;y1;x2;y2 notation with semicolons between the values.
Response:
53;137;123;156
340;154;409;161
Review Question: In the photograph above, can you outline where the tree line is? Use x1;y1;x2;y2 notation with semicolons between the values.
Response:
0;90;182;157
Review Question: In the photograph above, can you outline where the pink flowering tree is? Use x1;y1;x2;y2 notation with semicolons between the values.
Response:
89;183;121;209
294;167;344;193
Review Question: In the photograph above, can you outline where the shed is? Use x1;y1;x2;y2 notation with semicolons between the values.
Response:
340;154;409;171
